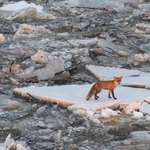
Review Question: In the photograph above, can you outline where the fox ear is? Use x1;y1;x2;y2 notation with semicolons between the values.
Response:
121;76;123;79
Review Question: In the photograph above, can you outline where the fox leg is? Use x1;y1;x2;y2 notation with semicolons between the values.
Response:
108;90;111;98
94;90;101;100
111;90;117;99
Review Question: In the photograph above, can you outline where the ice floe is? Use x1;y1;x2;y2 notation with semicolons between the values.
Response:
13;65;150;121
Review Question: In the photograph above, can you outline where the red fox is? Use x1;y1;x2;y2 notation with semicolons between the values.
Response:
86;76;123;100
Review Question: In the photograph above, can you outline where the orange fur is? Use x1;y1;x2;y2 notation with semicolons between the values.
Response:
86;76;123;100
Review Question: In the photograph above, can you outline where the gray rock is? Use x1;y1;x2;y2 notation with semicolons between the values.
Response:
36;106;47;115
36;13;56;20
115;0;124;7
0;99;22;110
68;39;98;47
18;66;36;79
0;10;6;19
132;9;141;18
35;58;64;80
13;24;52;42
97;39;126;53
6;7;37;21
18;58;64;80
59;0;136;8
52;130;61;143
138;4;150;12
139;43;150;53
113;7;133;13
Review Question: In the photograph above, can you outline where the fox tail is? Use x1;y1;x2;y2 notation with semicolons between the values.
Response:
86;84;96;100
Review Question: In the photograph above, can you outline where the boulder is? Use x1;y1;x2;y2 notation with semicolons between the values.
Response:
18;58;64;80
13;24;52;42
0;10;6;19
113;7;133;13
134;54;143;62
6;7;37;21
139;43;150;53
134;29;146;34
138;4;150;12
68;39;98;47
97;39;127;53
35;58;64;80
36;13;56;20
0;99;21;110
31;50;50;63
132;9;141;18
118;51;129;57
115;0;124;7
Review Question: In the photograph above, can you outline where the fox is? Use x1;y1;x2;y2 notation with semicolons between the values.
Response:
86;76;123;100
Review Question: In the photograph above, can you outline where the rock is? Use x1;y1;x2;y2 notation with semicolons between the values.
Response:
132;9;141;18
136;0;143;3
145;28;150;34
13;24;52;42
136;23;150;29
135;54;146;62
6;7;37;21
93;49;106;56
113;7;133;13
143;53;148;62
118;51;129;57
49;41;71;48
48;19;72;33
139;43;150;53
0;34;5;43
9;143;16;150
148;53;150;61
57;32;69;38
36;13;56;20
145;84;150;89
117;34;127;41
97;39;126;53
2;67;9;73
31;50;50;63
52;130;61;143
9;78;19;85
0;99;22;110
68;39;98;47
60;71;70;78
16;144;26;150
10;65;20;73
138;4;150;12
115;0;124;7
0;10;6;19
4;134;15;148
134;54;143;62
134;29;146;34
36;121;45;128
132;111;143;119
69;144;79;150
18;66;35;79
32;104;37;111
36;58;64;80
18;58;64;80
36;106;47;115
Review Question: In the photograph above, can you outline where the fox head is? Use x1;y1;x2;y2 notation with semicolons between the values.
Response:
114;76;123;84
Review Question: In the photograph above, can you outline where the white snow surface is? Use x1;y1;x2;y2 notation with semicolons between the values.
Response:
0;1;44;13
13;65;150;118
86;65;150;85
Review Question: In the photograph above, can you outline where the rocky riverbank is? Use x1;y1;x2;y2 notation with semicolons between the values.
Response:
1;0;150;149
